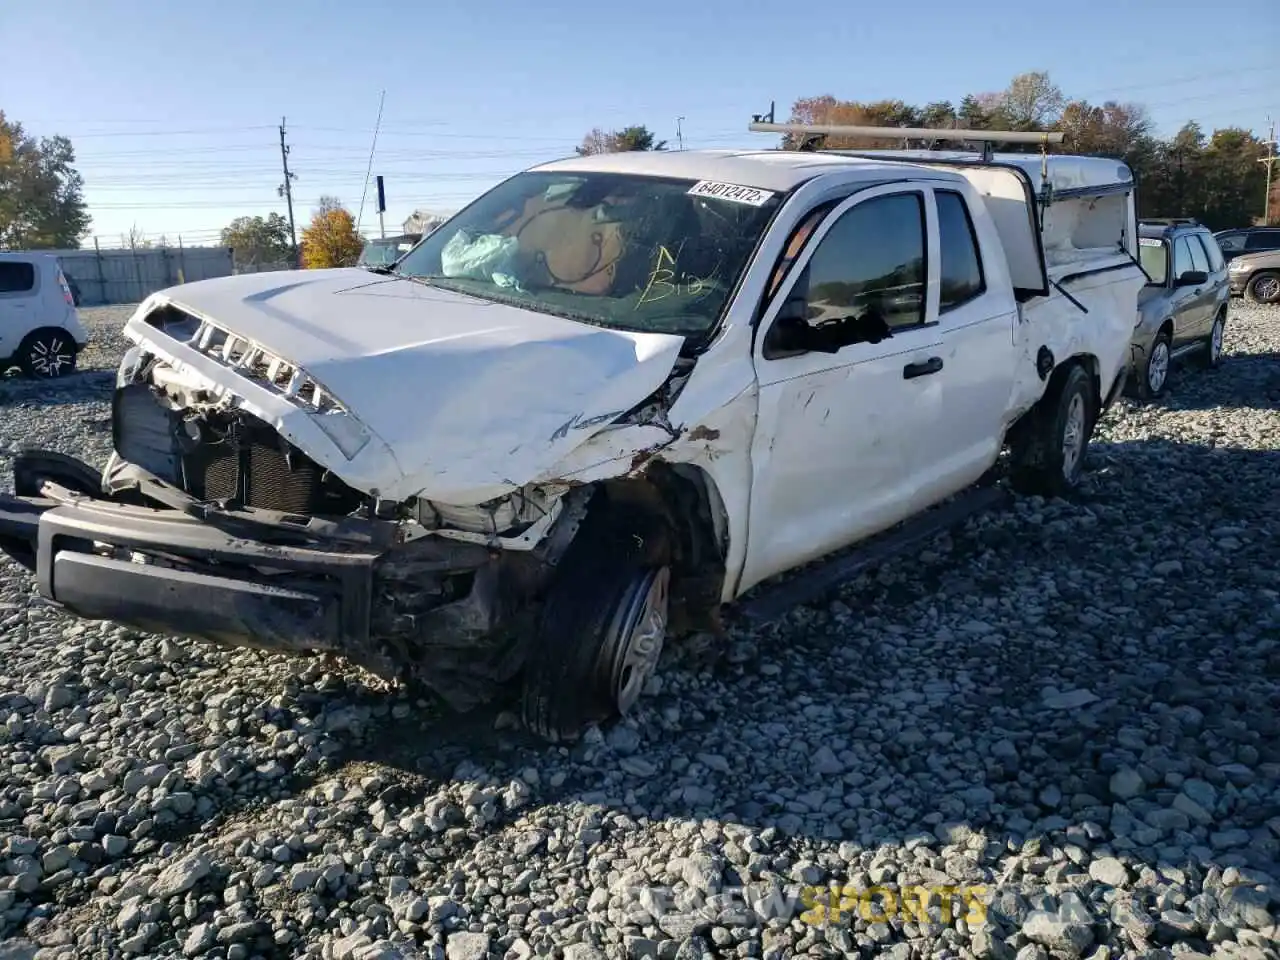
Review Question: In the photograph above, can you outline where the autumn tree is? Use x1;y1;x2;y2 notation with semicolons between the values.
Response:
299;198;363;269
1002;71;1066;130
575;125;668;155
221;213;293;266
0;111;91;249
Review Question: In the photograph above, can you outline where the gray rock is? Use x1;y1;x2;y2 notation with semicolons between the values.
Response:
182;923;217;957
1022;911;1095;957
1042;689;1099;710
149;853;211;899
624;937;660;960
1089;857;1130;887
1219;887;1272;929
445;932;491;960
1109;767;1145;799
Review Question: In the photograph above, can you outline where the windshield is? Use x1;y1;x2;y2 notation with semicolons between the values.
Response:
1139;238;1168;285
393;170;782;337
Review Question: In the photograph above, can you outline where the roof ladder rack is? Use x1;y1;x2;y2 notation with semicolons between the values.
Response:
748;116;1064;162
747;122;1064;161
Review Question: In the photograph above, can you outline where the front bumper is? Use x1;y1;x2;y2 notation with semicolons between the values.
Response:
0;484;387;669
1228;274;1248;296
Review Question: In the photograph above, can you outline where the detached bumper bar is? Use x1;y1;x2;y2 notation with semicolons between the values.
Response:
0;489;380;659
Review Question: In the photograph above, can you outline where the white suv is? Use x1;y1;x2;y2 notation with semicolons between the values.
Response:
0;252;89;378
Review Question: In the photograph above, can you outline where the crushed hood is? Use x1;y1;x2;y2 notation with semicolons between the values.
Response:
150;268;686;503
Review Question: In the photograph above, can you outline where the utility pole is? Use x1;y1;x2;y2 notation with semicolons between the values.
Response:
676;116;685;152
278;117;299;267
1261;116;1277;226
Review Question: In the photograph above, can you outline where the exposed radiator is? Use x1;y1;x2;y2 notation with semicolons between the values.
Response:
180;415;362;516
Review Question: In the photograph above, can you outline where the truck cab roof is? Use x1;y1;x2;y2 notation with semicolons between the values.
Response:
531;148;972;193
532;147;1135;199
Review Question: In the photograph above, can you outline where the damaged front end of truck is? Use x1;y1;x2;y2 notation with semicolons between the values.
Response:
0;288;734;737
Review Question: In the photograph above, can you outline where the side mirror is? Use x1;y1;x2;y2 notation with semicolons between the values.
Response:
1176;269;1208;287
768;312;840;355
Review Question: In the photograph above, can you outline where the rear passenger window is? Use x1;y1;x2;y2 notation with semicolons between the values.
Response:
1187;236;1210;274
1173;238;1195;278
1196;234;1225;272
0;262;36;294
936;191;985;311
1246;233;1280;251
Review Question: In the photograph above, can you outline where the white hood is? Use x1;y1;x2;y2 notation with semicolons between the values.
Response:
148;268;686;504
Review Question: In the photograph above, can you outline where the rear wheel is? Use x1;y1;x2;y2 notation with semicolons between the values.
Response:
1194;311;1226;369
521;504;672;742
18;330;78;379
1246;271;1280;305
1009;363;1097;499
13;449;104;498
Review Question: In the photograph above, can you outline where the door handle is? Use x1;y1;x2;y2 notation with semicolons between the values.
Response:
903;357;943;379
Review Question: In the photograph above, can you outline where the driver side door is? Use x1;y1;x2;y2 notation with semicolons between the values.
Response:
739;184;946;594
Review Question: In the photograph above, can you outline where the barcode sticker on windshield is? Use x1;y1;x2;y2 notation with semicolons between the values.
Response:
1139;238;1163;247
688;181;775;206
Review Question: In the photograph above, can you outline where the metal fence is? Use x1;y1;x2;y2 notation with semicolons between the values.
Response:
233;260;293;274
45;243;236;306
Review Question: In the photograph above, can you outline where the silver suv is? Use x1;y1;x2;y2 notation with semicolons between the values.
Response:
1130;219;1230;399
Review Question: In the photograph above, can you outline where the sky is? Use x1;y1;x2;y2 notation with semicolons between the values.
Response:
5;0;1277;249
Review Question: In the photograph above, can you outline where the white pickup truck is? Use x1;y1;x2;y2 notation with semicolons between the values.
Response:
0;123;1146;741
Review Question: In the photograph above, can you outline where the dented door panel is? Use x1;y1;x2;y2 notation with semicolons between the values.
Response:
738;184;947;596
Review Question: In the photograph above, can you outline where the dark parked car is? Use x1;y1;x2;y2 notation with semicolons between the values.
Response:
1130;219;1230;398
1225;247;1280;304
1214;226;1280;264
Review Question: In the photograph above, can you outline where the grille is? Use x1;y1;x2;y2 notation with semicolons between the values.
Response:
181;415;362;515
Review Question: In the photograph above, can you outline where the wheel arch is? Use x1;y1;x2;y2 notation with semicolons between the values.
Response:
1053;352;1102;415
18;325;79;349
1006;352;1100;449
594;462;729;636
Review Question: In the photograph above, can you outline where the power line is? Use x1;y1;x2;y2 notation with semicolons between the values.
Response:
70;125;278;138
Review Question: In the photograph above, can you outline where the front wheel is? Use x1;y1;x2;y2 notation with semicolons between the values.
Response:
521;507;672;742
1137;329;1172;400
1246;271;1280;305
1008;363;1097;499
18;330;79;379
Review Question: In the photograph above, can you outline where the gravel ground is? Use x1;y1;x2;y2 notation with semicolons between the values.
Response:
1;303;1278;960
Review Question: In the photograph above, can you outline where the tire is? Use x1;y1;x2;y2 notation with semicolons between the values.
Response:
1194;311;1226;370
1009;362;1096;499
1245;271;1280;305
18;329;79;379
13;449;104;498
1;451;103;571
521;504;673;742
1135;328;1172;400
